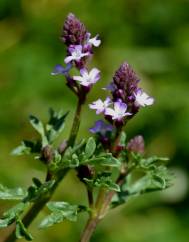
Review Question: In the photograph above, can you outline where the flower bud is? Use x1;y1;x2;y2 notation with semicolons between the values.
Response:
127;135;145;154
61;13;88;46
112;62;140;115
40;145;54;164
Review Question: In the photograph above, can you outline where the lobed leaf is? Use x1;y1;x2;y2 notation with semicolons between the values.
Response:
29;115;48;147
46;109;69;143
39;201;78;229
0;184;27;200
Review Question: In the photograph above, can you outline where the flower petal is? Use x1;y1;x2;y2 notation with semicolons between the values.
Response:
64;56;74;64
105;108;115;117
114;101;127;113
73;76;84;82
90;68;100;80
89;35;101;47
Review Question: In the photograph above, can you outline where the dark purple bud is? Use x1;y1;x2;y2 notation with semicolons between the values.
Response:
61;13;88;46
77;165;94;183
40;145;54;164
127;135;145;154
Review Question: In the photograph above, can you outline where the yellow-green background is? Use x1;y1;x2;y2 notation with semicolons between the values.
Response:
0;0;189;241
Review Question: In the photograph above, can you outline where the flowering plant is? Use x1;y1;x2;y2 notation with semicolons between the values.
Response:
0;13;172;242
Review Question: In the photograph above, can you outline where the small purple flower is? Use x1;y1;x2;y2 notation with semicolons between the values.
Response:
51;63;72;76
64;45;90;64
134;90;154;107
89;97;111;114
73;68;100;87
89;120;113;134
105;100;132;121
127;135;145;154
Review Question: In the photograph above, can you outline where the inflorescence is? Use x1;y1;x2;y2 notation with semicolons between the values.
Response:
52;13;154;144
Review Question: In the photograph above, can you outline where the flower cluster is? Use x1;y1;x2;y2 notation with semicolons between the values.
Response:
52;13;101;100
89;62;154;130
51;13;154;141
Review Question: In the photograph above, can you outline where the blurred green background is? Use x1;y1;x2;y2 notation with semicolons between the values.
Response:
0;0;189;241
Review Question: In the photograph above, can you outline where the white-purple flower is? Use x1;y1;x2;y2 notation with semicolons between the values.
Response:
86;33;101;47
105;100;132;121
134;90;154;107
89;97;111;114
73;68;100;87
88;35;101;47
64;45;90;64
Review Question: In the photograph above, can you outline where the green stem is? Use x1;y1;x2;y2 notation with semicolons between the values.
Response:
4;99;83;242
68;99;83;147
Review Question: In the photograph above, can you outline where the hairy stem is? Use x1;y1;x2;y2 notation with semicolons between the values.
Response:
79;217;100;242
4;99;83;242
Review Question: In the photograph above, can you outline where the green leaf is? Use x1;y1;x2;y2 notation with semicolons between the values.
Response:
39;201;78;229
15;218;33;241
39;212;65;228
12;140;41;156
61;155;80;168
29;115;48;146
11;142;31;156
3;203;27;219
0;218;10;228
32;178;42;188
85;137;96;158
24;180;55;203
84;175;120;192
0;184;27;200
87;153;121;168
46;109;69;143
0;203;28;228
139;156;169;168
127;166;172;195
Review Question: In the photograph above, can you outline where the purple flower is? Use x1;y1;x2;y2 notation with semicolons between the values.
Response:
134;90;154;107
105;100;132;121
64;45;90;64
89;120;113;134
61;13;88;46
127;135;145;154
73;68;100;87
89;97;111;114
51;63;72;76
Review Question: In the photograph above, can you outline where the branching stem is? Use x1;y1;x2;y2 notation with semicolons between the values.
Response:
4;98;83;242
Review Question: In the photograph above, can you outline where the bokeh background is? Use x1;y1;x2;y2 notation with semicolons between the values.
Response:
0;0;189;241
